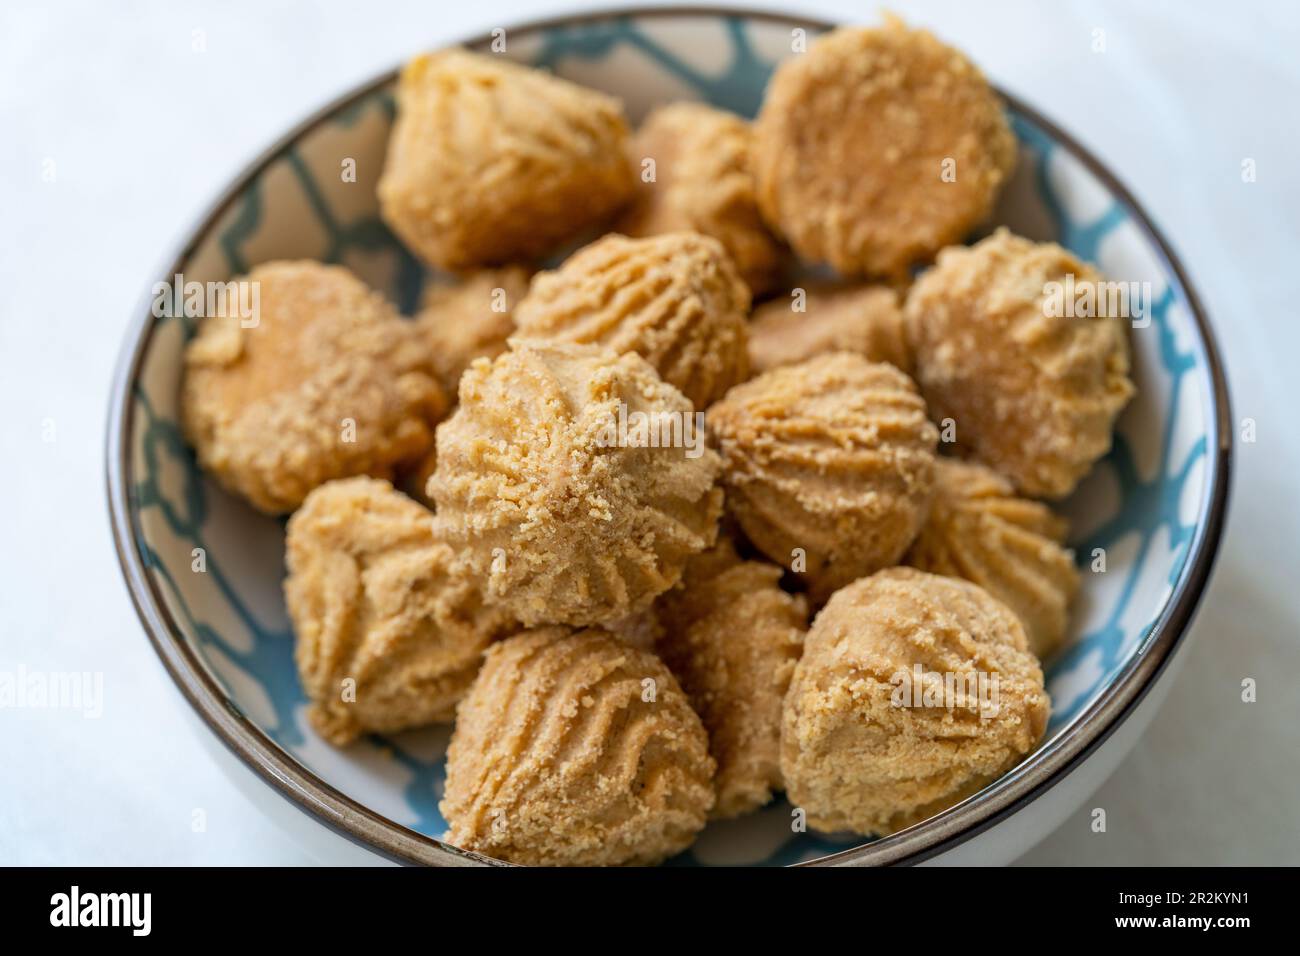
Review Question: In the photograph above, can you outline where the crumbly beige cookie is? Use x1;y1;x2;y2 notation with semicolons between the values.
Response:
656;542;808;818
181;260;446;514
513;232;751;408
781;567;1049;835
617;102;783;295
441;627;715;866
905;230;1135;498
907;458;1080;658
748;282;911;375
285;477;515;746
706;352;938;601
429;340;723;627
378;49;634;270
415;266;532;398
751;19;1017;279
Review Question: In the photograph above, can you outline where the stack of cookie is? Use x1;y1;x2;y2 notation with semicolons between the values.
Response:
180;17;1134;865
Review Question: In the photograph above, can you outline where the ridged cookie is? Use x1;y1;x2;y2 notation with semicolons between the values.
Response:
430;341;722;626
706;352;937;601
441;627;714;865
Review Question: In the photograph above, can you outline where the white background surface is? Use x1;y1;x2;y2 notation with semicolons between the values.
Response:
1;0;1297;866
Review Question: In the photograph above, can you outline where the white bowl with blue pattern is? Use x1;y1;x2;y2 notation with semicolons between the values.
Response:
107;8;1231;866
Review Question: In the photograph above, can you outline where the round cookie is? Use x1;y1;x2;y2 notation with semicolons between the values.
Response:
748;282;911;376
907;458;1080;658
441;627;715;866
751;19;1016;279
430;340;723;627
181;260;446;514
656;541;808;818
617;102;784;295
285;477;515;746
781;567;1050;835
706;352;938;601
378;49;634;270
513;232;751;409
905;229;1135;498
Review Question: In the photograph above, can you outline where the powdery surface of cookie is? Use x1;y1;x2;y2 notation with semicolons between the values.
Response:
378;49;634;270
181;260;446;514
285;477;515;746
513;232;751;408
415;266;532;398
706;352;938;601
907;458;1080;658
749;282;911;376
617;102;784;295
751;20;1016;279
656;541;808;818
781;567;1049;835
905;230;1135;498
430;341;723;627
440;627;715;866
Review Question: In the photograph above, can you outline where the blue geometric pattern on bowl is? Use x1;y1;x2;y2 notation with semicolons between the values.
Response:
126;13;1214;866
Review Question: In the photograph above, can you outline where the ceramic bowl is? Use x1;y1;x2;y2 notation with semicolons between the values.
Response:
107;7;1232;866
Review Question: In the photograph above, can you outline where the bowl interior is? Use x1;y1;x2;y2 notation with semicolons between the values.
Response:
123;11;1216;865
